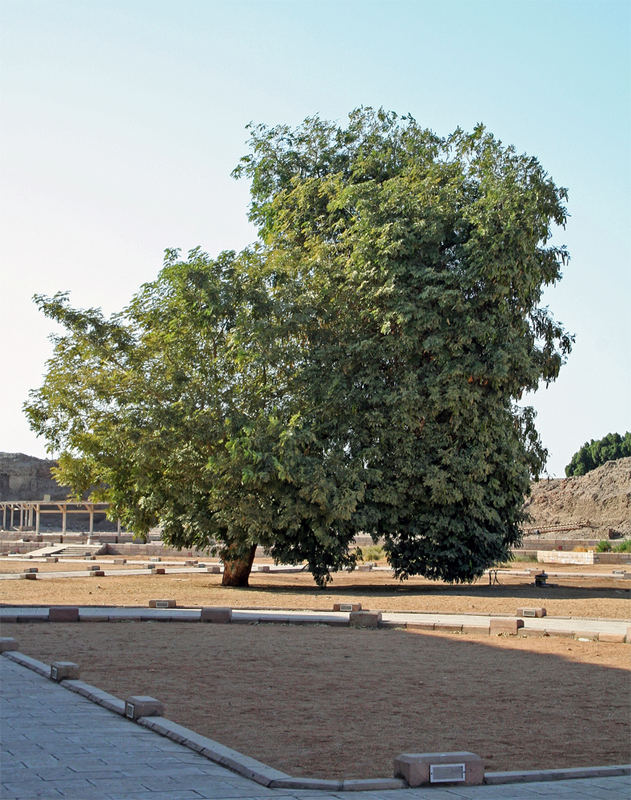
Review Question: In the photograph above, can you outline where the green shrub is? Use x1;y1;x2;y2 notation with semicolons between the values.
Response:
596;540;612;552
613;539;631;553
357;544;386;562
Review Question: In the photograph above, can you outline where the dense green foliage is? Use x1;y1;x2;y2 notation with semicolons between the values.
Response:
565;432;631;476
26;108;572;586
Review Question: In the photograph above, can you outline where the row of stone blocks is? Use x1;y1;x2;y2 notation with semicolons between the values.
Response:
0;635;485;787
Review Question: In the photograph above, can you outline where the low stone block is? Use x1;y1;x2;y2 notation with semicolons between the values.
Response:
88;570;105;577
0;637;18;652
434;622;463;633
149;599;176;609
154;567;166;574
490;618;524;635
50;661;80;681
349;610;381;627
113;558;127;564
598;632;626;643
147;564;156;570
517;607;546;618
206;565;221;574
23;572;37;580
394;751;484;786
200;606;232;623
24;567;38;573
462;624;490;635
88;565;100;571
407;622;435;631
333;602;362;612
125;695;164;719
150;557;161;562
342;778;407;791
356;564;373;571
184;560;196;566
45;557;58;563
258;565;271;572
49;607;79;623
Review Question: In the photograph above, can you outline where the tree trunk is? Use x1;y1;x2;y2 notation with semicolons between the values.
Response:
221;543;257;587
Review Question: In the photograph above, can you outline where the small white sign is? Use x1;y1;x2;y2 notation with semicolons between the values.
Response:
430;763;466;783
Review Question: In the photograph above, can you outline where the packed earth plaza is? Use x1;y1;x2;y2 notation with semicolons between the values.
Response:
1;521;630;799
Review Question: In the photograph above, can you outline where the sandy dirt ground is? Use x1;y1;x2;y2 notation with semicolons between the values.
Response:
1;564;630;619
2;621;629;779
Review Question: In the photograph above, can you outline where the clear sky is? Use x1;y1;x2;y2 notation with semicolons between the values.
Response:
1;0;629;477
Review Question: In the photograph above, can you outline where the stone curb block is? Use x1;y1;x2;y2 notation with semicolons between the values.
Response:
490;618;524;635
200;606;232;623
333;602;362;612
50;661;80;681
4;650;49;676
0;637;18;652
627;626;631;644
394;751;484;787
270;777;343;790
49;607;79;622
342;778;407;791
63;679;126;714
434;622;463;633
598;632;626;643
137;717;290;786
463;624;491;635
349;610;382;627
547;629;576;639
125;695;163;719
517;606;546;617
148;599;176;609
406;622;435;631
484;764;631;784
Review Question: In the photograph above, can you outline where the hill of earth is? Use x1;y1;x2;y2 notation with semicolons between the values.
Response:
523;457;631;537
0;452;67;501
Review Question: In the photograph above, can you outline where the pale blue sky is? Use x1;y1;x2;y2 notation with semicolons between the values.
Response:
1;0;629;476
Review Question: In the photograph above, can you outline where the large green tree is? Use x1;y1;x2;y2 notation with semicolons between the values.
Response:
26;108;572;586
565;432;631;476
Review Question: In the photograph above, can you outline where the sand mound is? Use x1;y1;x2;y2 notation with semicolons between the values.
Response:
523;457;631;536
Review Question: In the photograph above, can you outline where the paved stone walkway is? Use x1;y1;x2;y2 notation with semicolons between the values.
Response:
1;657;629;799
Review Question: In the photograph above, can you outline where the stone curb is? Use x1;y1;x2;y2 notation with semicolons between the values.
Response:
485;765;631;784
1;606;629;642
2;649;631;791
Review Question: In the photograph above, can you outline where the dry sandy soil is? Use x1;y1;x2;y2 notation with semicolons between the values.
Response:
3;621;629;779
2;565;630;779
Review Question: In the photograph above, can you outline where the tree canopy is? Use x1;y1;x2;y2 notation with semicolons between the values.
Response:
565;432;631;476
25;108;573;586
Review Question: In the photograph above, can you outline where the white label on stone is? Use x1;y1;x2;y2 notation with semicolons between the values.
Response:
126;703;135;719
430;763;466;783
51;666;58;681
155;600;170;609
523;608;536;617
339;604;353;612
